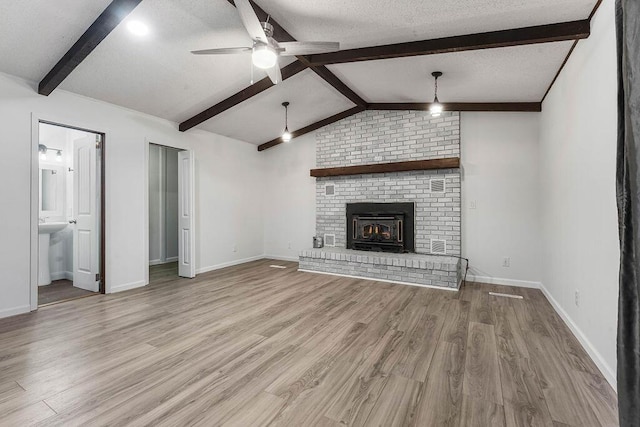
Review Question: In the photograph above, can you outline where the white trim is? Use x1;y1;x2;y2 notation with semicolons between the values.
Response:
298;268;459;292
539;283;617;389
196;255;265;274
30;115;39;311
0;305;31;319
30;115;107;309
264;254;299;262
466;274;541;289
144;140;190;285
49;271;74;281
109;280;146;293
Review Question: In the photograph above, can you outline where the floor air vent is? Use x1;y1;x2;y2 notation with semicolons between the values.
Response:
430;239;446;254
489;292;524;299
269;265;287;269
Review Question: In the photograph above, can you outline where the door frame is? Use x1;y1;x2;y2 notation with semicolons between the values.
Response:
144;140;194;286
30;115;107;310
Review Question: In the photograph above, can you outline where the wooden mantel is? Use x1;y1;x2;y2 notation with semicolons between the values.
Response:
310;157;460;178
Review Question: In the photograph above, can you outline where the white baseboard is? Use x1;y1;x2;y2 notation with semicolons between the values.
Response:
264;254;299;262
298;269;458;292
0;305;31;319
50;271;74;281
196;255;265;274
109;280;146;294
466;274;541;289
149;258;178;266
539;282;617;389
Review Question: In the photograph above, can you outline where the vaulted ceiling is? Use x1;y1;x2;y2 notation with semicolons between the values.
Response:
0;0;600;149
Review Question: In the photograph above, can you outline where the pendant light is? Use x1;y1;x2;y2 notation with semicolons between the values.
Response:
430;71;443;117
281;101;292;142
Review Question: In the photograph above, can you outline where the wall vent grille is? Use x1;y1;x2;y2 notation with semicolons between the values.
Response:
430;239;446;255
430;178;446;193
325;184;335;196
324;233;336;247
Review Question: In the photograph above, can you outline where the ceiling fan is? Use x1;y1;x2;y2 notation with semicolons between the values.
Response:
191;0;340;84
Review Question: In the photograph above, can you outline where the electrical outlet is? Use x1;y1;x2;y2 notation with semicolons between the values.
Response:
575;290;580;307
502;257;510;268
470;200;477;209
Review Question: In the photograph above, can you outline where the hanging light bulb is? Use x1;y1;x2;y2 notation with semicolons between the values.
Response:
430;71;444;117
56;150;63;162
39;144;48;161
281;102;292;142
252;44;277;69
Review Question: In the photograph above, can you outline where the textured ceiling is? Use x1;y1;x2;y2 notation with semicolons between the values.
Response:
328;42;575;103
0;0;598;145
0;0;113;81
263;0;595;49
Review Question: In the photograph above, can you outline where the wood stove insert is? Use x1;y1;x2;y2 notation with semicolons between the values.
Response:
346;202;415;253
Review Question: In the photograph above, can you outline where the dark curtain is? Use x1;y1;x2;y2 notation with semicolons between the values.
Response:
616;0;640;424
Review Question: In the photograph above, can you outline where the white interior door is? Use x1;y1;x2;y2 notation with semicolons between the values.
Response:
73;135;100;292
178;150;196;278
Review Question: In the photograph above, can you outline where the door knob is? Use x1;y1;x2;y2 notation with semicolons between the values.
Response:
69;220;77;224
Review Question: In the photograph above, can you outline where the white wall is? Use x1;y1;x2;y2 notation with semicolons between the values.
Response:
0;72;265;316
538;0;619;386
461;112;541;287
262;133;316;261
260;114;542;282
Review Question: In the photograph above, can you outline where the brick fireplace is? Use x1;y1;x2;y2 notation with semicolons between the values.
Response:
299;110;463;289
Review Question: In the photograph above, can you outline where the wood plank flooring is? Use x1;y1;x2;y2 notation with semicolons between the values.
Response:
38;280;95;306
0;259;618;426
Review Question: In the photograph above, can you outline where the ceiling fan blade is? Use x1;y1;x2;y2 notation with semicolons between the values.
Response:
278;41;340;56
234;0;268;43
265;62;282;84
191;47;252;55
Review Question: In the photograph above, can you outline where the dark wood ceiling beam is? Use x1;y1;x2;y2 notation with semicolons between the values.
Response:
181;1;365;132
179;60;307;132
300;61;367;106
38;0;143;95
307;20;591;66
258;106;365;151
368;102;542;112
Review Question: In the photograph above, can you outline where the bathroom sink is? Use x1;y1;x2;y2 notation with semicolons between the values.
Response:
38;222;68;234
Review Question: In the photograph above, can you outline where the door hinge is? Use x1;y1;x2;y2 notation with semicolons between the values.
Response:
95;134;101;149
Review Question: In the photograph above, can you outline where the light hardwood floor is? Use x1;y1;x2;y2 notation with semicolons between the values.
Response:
38;280;96;306
0;259;618;426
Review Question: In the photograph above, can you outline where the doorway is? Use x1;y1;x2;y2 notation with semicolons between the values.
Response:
33;121;105;307
147;143;195;283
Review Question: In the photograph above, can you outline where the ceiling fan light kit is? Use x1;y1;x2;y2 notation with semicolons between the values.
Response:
252;44;277;69
430;71;444;117
191;0;339;84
